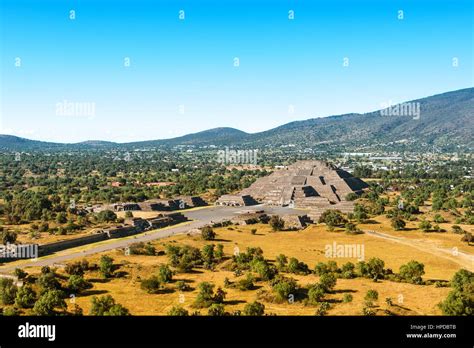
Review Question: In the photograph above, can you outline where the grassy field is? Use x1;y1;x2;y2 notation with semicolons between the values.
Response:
18;219;470;316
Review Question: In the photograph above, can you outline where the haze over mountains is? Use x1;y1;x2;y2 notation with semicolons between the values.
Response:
1;88;473;151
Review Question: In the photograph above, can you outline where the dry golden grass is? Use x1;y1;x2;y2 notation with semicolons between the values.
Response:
22;220;468;316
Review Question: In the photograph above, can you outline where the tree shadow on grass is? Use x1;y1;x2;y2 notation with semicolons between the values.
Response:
224;299;246;305
81;289;108;296
88;278;112;283
332;289;358;294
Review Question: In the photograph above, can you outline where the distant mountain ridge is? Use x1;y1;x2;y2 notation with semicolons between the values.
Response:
1;87;472;151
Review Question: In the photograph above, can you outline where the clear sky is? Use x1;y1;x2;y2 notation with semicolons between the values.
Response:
0;0;472;143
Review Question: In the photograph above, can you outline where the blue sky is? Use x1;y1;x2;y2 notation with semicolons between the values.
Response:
0;0;472;143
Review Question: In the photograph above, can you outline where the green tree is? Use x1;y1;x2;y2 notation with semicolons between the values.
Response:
15;285;37;308
276;254;288;271
201;226;216;241
399;260;425;284
318;210;347;231
391;217;406;231
194;282;215;308
0;278;18;305
36;272;61;293
367;258;385;281
33;290;67;315
319;273;337;293
90;295;130;316
68;274;92;293
307;284;325;304
99;255;114;278
96;210;117;223
158;264;173;283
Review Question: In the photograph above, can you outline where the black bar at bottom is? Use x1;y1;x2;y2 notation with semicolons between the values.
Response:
0;316;471;347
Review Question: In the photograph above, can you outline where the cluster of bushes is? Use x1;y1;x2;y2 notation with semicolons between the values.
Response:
128;242;157;256
275;255;310;275
166;243;225;273
318;210;347;231
193;282;226;308
166;245;203;272
140;265;174;293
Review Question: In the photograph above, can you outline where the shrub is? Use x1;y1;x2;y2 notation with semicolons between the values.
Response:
391;217;406;231
269;215;285;231
168;305;189;316
166;245;202;273
439;270;473;316
90;295;130;316
215;244;224;259
314;262;329;276
237;273;254;291
419;220;432;232
318;210;347;230
207;303;226;316
345;193;358;201
1;230;17;244
36;272;61;293
366;258;385;281
315;302;330;316
343;294;353;303
68;275;93;293
158;265;173;283
201;226;216;241
129;242;156;256
193;282;216;308
15;285;37;308
99;255;114;278
14;268;28;280
140;276;162;294
65;260;89;276
341;262;356;279
96;210;117;223
276;254;288;271
3;306;19;316
251;260;277;281
243;301;265;316
201;244;216;269
307;284;325;304
33;290;67;315
272;276;297;303
319;273;337;293
287;257;311;275
175;280;192;292
365;289;379;302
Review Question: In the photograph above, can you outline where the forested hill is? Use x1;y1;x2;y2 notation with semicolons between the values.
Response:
1;87;472;151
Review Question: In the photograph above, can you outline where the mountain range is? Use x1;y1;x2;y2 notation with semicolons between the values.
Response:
1;87;473;152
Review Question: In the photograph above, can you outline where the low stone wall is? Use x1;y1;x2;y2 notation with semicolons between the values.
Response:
38;233;108;256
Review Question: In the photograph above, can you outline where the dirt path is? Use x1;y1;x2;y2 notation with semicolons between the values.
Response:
364;230;473;271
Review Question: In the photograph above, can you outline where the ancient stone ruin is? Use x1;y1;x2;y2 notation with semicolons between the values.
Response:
217;160;368;219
